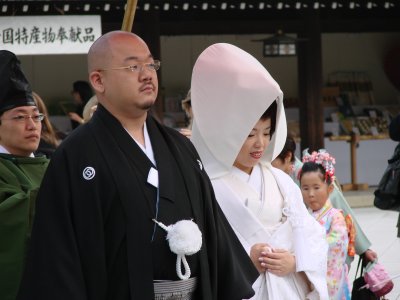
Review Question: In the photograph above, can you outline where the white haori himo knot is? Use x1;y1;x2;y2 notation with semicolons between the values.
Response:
152;219;202;280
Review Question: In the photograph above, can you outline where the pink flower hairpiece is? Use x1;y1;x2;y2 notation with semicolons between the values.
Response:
302;148;336;181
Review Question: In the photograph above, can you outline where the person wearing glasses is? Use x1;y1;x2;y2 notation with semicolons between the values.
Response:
0;50;49;300
18;31;258;300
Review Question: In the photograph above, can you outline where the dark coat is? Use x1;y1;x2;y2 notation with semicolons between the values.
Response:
389;114;400;142
35;138;57;158
18;104;258;300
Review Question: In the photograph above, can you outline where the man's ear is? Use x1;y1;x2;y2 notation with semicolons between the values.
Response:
89;71;105;93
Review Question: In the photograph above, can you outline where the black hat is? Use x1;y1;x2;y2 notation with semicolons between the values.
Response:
0;50;35;114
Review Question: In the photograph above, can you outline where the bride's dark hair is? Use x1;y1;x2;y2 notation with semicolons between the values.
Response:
260;100;277;137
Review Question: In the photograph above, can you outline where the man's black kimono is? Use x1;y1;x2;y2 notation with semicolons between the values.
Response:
18;105;258;300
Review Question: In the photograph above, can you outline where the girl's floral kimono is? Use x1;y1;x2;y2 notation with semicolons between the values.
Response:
312;199;353;300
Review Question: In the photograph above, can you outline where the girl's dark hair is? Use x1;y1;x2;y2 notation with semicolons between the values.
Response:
276;135;296;163
260;100;277;137
72;81;93;105
299;161;333;185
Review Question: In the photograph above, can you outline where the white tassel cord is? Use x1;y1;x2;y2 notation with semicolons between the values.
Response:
176;254;191;280
153;219;169;231
152;219;202;280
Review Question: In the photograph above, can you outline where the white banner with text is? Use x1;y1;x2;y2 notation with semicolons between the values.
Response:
0;15;102;55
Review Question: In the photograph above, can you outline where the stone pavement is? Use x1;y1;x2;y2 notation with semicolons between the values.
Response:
342;187;375;208
348;206;400;299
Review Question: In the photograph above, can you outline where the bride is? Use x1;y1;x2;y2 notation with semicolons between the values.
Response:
190;43;329;300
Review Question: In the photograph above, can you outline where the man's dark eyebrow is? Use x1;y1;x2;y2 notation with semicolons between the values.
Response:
13;107;39;113
124;54;154;62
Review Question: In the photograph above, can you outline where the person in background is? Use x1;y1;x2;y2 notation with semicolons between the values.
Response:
271;134;296;174
18;31;258;300
179;89;193;138
272;135;378;264
388;113;400;238
0;50;49;300
300;149;352;300
68;80;93;128
190;43;328;299
32;92;60;158
389;114;400;142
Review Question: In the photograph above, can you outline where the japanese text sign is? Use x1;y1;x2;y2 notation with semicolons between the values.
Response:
0;15;102;55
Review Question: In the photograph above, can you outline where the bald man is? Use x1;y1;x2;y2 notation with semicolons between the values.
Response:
18;31;258;300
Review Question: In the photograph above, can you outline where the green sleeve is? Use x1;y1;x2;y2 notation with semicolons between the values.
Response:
0;176;38;300
0;158;45;300
329;185;371;255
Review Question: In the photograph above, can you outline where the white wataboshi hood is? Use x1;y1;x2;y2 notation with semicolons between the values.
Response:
190;43;287;179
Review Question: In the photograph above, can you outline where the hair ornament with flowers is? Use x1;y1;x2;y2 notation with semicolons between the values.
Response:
301;148;336;182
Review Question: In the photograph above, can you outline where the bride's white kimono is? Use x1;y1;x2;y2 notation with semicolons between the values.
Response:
190;43;329;299
212;163;328;299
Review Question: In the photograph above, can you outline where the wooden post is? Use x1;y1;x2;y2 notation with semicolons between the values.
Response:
121;0;138;32
135;12;163;121
341;133;369;191
350;133;358;185
297;11;324;152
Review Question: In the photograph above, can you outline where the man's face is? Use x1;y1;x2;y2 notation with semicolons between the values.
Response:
99;34;159;117
0;106;42;156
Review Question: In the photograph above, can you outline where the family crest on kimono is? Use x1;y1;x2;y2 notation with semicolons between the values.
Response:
190;43;329;300
299;149;354;300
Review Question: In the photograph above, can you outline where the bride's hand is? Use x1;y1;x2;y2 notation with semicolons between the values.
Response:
250;243;272;273
260;248;296;277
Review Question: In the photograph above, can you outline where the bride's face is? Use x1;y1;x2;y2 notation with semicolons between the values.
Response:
233;118;272;174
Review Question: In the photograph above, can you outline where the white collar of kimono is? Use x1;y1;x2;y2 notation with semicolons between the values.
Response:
231;164;263;195
125;122;156;166
190;43;287;179
0;144;34;157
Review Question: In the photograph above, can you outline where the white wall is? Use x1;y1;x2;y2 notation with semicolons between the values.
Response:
324;137;398;186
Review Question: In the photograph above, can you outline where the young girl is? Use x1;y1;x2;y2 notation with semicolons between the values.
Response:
299;149;352;300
